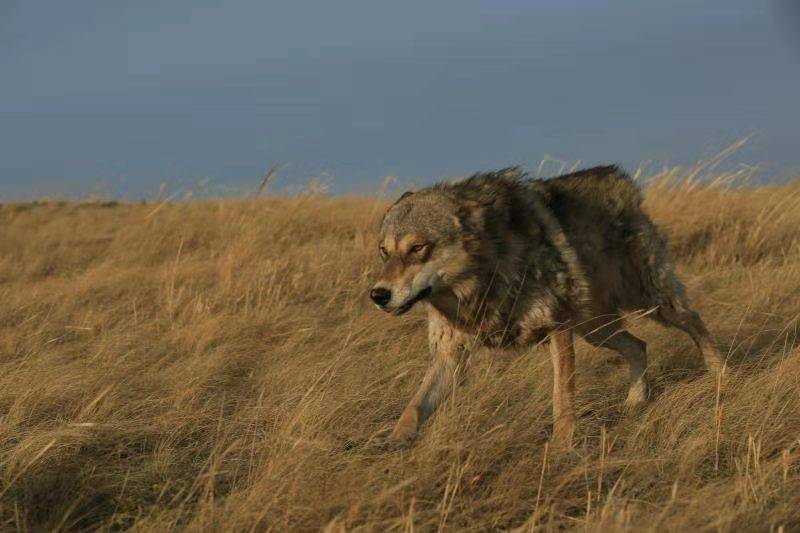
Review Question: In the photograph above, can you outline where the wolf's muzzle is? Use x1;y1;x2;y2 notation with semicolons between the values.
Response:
370;287;392;307
393;286;432;315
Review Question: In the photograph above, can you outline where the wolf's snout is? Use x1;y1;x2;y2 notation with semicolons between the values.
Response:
370;287;392;307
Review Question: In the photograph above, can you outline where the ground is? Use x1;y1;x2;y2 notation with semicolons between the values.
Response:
1;168;799;531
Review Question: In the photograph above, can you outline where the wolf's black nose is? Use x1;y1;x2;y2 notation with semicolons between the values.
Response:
370;287;391;307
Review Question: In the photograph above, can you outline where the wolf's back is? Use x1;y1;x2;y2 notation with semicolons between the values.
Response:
541;165;642;219
541;165;687;311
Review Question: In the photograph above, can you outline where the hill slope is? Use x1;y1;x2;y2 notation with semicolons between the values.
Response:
1;177;800;531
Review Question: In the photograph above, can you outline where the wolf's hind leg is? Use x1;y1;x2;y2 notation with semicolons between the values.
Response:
655;305;726;376
581;323;649;408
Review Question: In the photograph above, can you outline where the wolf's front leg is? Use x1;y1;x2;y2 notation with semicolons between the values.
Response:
389;353;460;443
389;315;471;444
549;328;576;448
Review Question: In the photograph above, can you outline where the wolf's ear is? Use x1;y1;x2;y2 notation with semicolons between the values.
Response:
380;190;415;228
386;190;414;210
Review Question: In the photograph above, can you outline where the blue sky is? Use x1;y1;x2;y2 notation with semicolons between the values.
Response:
1;0;799;198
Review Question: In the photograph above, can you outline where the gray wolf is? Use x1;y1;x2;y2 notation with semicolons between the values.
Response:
370;166;725;446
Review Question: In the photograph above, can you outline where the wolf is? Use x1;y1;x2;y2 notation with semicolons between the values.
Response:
370;165;725;446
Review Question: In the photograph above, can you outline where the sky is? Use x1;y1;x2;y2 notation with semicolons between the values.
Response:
1;0;799;198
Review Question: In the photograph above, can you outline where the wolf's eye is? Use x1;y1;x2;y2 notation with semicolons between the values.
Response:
410;243;427;254
379;245;388;260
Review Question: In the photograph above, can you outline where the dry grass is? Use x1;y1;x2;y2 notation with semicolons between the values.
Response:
1;165;800;532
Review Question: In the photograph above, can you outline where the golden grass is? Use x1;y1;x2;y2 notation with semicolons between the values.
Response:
1;167;799;531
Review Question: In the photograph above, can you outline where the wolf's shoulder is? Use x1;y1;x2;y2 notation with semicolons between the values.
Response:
433;167;525;200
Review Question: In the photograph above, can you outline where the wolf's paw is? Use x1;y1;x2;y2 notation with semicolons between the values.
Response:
701;342;727;379
388;421;418;445
388;408;419;446
624;380;649;410
551;415;576;450
706;358;727;380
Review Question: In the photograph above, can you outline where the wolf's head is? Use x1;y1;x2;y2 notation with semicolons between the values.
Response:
370;188;492;315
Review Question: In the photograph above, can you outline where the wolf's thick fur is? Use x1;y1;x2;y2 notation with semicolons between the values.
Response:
371;166;725;446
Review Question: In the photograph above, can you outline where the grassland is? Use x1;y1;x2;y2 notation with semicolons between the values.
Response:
1;163;799;531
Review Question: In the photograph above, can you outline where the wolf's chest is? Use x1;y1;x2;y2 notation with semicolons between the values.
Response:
444;294;560;349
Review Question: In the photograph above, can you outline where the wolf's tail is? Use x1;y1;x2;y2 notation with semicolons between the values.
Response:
631;209;726;374
630;212;693;315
